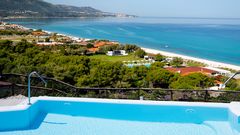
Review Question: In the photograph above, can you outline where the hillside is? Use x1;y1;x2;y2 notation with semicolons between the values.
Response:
0;0;124;17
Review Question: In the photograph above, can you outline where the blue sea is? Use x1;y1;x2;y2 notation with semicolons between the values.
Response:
6;17;240;65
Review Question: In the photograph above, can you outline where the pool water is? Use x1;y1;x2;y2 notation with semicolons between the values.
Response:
1;97;240;135
0;113;235;135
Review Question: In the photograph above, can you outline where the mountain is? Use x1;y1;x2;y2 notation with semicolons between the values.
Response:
0;0;133;18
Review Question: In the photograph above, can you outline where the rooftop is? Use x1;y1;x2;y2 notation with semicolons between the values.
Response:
166;67;219;76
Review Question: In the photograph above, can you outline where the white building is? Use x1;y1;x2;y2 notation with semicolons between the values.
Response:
204;67;232;77
144;56;155;61
36;42;64;46
107;50;128;56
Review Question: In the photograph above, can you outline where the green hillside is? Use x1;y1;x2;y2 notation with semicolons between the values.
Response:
0;0;113;17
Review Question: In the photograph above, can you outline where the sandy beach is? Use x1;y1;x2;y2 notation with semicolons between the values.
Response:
42;26;240;71
142;47;240;71
9;22;240;71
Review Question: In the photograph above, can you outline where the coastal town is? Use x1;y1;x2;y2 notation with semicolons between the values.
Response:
0;21;240;90
2;0;240;135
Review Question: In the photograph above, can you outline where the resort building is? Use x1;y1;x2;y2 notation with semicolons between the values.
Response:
165;67;220;76
32;31;49;37
87;47;99;53
204;67;232;77
36;42;64;46
144;55;155;61
94;41;118;48
106;50;128;56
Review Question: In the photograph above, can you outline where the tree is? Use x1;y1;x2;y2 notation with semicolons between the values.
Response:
124;44;139;53
134;49;146;58
81;62;123;87
170;73;214;89
146;69;175;88
171;57;183;67
14;39;34;53
0;40;13;50
124;66;149;88
225;79;240;90
35;29;42;32
45;37;50;42
98;45;118;53
155;54;164;61
86;43;94;48
0;58;9;74
150;62;165;70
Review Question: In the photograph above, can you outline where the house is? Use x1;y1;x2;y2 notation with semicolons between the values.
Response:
107;50;128;56
88;48;99;53
94;41;119;48
144;55;155;61
78;41;89;46
204;67;231;77
165;67;219;76
32;31;48;37
36;42;63;46
0;26;4;30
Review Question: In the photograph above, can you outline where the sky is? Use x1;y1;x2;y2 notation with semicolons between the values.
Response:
45;0;240;18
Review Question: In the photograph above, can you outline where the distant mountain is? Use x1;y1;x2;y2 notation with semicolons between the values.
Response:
0;0;134;18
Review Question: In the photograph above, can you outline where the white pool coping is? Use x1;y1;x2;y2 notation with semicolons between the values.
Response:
0;95;27;107
0;96;232;112
230;102;240;117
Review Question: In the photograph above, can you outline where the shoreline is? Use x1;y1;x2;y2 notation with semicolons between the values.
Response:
142;47;240;71
2;21;240;71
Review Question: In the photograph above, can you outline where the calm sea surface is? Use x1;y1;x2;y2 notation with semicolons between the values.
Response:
6;17;240;65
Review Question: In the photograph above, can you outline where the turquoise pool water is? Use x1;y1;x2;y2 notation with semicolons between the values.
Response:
0;98;240;135
127;63;151;68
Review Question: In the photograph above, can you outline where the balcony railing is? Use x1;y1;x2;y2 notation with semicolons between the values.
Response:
1;73;240;103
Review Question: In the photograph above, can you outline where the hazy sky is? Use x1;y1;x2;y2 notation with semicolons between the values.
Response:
45;0;240;18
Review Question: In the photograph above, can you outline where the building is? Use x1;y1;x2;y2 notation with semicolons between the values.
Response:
36;42;63;46
204;67;232;77
88;48;99;53
107;50;128;56
94;41;119;48
32;31;49;37
165;67;219;76
0;26;4;30
144;55;155;61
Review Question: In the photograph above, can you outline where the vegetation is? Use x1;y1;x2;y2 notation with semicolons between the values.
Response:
0;39;239;90
88;54;142;62
170;73;214;89
155;54;165;61
186;60;206;67
134;49;146;58
171;57;183;67
0;0;118;18
0;30;31;35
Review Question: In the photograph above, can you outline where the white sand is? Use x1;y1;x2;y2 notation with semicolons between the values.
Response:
142;47;240;71
18;23;240;71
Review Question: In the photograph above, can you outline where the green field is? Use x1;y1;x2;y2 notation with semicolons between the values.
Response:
88;54;143;62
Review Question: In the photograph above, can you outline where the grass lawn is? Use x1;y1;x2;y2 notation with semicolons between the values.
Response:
0;35;37;42
88;53;143;62
185;60;206;67
236;79;240;85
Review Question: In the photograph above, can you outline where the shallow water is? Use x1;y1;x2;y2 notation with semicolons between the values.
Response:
0;113;236;135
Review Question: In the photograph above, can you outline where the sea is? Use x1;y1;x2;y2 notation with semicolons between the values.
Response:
5;17;240;66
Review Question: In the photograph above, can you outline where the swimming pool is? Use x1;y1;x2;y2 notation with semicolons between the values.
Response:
1;97;240;135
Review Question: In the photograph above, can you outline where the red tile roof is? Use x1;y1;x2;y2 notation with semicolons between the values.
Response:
165;67;218;76
88;47;99;52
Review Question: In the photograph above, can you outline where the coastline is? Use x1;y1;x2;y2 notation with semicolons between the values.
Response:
2;21;240;71
142;47;240;71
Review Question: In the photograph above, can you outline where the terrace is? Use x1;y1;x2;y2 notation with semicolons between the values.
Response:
1;73;240;135
1;73;240;105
